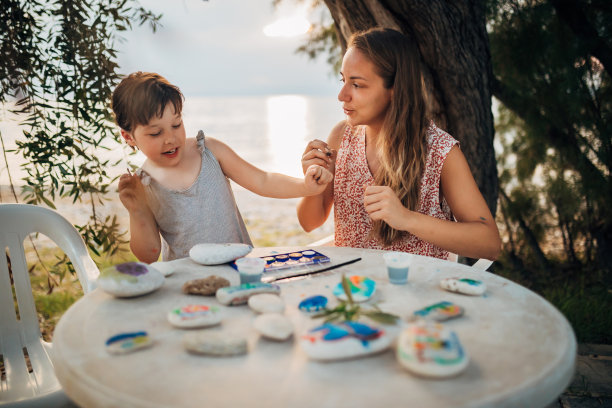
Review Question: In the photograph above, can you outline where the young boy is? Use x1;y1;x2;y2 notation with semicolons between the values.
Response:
112;72;333;262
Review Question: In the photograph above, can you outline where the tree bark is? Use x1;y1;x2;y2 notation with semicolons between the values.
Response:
322;0;498;214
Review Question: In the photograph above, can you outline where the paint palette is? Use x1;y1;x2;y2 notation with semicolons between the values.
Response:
231;249;330;272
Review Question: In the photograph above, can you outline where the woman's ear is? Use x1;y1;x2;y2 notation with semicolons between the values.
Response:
120;129;136;147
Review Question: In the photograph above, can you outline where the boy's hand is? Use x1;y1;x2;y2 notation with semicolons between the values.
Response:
301;139;336;175
304;164;333;194
364;185;409;230
118;172;151;216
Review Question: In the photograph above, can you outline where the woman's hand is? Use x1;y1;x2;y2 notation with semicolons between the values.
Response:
118;173;151;216
304;164;334;195
301;139;336;175
364;186;409;230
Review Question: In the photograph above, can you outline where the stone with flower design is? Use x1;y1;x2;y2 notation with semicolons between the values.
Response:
300;321;391;361
167;304;223;329
97;262;164;297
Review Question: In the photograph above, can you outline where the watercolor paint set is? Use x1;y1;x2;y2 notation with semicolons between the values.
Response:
231;249;330;273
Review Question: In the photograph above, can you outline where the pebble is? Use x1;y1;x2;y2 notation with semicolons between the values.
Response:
183;331;247;356
332;276;376;303
97;262;164;298
440;277;486;296
216;282;281;306
298;295;328;313
300;321;391;361
167;304;223;328
189;243;252;265
253;314;293;341
105;331;153;354
396;321;469;378
149;261;175;277
413;301;464;322
182;276;230;296
248;294;285;314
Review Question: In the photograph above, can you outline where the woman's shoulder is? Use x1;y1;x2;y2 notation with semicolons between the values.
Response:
427;121;458;150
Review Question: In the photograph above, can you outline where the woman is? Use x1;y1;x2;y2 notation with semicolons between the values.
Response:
297;27;501;260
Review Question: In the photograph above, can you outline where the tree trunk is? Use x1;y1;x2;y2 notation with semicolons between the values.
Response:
322;0;498;214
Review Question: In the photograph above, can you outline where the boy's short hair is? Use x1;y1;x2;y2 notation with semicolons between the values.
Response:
111;72;184;132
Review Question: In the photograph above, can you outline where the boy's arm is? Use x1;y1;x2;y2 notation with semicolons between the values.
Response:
118;173;161;263
206;138;332;198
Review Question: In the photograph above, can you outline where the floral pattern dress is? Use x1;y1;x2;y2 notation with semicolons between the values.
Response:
333;121;458;259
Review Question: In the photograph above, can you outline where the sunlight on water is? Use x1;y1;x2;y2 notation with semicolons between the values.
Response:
266;95;308;178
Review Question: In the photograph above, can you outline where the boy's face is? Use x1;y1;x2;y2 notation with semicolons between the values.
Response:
121;103;186;168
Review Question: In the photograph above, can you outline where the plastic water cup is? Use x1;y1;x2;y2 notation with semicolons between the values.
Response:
382;252;413;284
235;257;266;284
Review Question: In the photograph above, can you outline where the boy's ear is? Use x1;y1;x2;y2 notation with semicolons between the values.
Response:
120;129;136;147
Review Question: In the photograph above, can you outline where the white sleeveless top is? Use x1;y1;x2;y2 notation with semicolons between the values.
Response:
138;131;252;261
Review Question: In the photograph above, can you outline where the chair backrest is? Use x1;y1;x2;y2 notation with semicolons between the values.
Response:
0;203;99;341
0;204;100;404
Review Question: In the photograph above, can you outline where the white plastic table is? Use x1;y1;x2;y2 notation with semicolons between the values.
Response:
51;246;576;408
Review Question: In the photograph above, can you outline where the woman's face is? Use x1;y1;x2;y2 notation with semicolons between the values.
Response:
338;47;392;131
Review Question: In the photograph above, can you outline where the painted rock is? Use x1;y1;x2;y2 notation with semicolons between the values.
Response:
298;295;328;313
440;277;486;296
248;293;285;314
413;301;464;322
167;304;223;329
396;321;469;378
149;261;175;277
183;331;247;356
253;314;293;341
182;275;230;296
105;331;153;354
216;282;281;306
189;243;252;265
300;321;391;361
333;276;376;303
97;262;164;297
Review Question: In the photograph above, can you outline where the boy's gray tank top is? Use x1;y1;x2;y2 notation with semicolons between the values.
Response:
138;131;252;261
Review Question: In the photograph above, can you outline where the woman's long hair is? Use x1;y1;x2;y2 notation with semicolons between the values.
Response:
348;28;429;246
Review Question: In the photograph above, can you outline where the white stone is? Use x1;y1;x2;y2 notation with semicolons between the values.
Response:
149;261;175;277
396;321;469;378
253;314;293;341
440;277;486;296
189;243;252;265
167;304;223;329
300;321;391;361
183;331;247;356
97;262;164;298
248;294;285;314
216;282;281;306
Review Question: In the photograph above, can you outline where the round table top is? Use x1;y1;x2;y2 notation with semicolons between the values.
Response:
52;246;576;408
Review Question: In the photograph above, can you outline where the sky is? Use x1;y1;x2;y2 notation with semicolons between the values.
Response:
117;0;340;97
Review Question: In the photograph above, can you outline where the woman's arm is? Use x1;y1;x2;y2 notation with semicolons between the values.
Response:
364;146;501;260
206;138;333;199
118;173;161;263
297;120;345;232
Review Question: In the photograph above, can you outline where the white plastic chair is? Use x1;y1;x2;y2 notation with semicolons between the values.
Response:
0;204;99;407
309;234;494;271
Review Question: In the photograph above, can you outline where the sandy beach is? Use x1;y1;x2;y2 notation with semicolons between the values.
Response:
0;183;334;253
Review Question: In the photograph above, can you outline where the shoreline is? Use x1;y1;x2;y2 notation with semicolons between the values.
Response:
0;184;334;251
